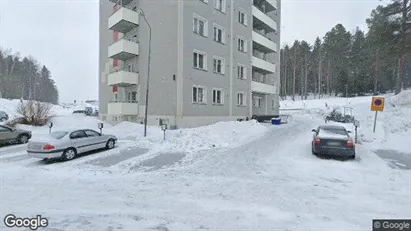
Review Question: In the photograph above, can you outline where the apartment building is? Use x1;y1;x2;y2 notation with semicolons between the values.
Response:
99;0;281;128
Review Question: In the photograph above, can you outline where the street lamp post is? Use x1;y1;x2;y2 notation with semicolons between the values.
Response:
139;9;152;137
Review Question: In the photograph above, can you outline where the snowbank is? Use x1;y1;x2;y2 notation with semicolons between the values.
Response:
16;114;112;135
106;120;269;154
388;89;411;107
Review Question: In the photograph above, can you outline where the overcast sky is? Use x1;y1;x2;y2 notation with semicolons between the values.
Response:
0;0;384;103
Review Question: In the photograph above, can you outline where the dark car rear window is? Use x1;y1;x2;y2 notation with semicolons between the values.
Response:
321;128;347;135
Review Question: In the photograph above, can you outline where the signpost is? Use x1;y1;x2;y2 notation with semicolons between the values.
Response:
98;123;104;134
353;119;360;143
371;97;385;133
48;122;53;134
161;124;167;141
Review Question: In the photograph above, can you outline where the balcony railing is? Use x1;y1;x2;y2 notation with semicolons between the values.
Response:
108;7;139;34
108;68;139;87
108;38;139;60
253;29;273;41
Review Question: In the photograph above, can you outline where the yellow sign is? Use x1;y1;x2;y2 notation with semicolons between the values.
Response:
371;97;385;112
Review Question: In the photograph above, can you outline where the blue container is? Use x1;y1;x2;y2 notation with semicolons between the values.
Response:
271;118;281;125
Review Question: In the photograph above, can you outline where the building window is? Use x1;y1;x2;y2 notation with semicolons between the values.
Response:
127;91;137;102
237;37;247;52
193;86;206;103
193;14;208;37
214;0;226;13
238;9;247;26
212;89;224;104
237;64;246;79
237;92;246;106
213;56;225;74
213;24;225;44
193;50;207;70
272;99;275;108
253;97;262;108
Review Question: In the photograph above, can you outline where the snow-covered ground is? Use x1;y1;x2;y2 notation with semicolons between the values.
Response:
0;92;410;230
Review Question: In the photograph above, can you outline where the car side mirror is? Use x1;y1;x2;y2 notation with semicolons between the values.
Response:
347;131;352;133
311;129;316;132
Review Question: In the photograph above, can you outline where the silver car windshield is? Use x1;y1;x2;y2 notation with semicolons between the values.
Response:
50;131;68;139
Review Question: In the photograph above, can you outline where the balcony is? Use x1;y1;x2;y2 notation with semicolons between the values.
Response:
108;101;138;115
251;81;276;95
252;31;277;53
252;56;276;74
109;7;139;34
109;0;133;5
253;0;277;12
108;39;139;60
252;5;277;33
108;70;139;87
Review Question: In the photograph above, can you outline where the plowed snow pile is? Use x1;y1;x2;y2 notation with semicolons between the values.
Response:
106;120;269;154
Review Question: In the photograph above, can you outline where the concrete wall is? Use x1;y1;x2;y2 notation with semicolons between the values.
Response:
135;0;179;124
99;1;114;117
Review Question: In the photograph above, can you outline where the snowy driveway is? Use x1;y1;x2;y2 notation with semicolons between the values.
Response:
0;116;409;231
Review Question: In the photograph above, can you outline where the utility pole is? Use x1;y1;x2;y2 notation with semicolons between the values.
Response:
139;9;152;137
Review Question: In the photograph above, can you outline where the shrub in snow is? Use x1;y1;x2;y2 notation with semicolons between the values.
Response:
8;100;54;126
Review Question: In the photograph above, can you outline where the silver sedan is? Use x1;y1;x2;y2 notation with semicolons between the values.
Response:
27;129;118;161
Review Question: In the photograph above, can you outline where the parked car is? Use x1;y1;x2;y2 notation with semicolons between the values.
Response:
0;125;32;146
311;125;355;159
27;129;117;161
72;110;86;114
0;111;9;122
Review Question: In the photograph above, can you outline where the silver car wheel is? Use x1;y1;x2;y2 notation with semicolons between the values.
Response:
107;139;115;149
19;135;29;144
64;149;76;160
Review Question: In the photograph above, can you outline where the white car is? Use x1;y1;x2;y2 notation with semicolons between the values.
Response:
27;129;117;161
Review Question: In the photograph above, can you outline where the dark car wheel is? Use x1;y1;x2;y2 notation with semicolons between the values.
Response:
311;144;316;155
18;134;29;144
62;148;77;161
106;139;115;149
350;154;356;159
0;117;6;122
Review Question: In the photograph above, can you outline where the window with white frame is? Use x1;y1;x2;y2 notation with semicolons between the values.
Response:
237;92;246;106
213;56;225;74
237;64;246;79
213;0;226;13
193;86;206;103
212;89;224;104
213;24;225;44
237;37;247;52
193;50;207;70
238;9;247;26
253;96;262;108
193;14;208;37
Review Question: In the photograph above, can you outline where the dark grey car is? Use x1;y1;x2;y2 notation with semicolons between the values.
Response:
0;125;32;146
311;125;355;159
